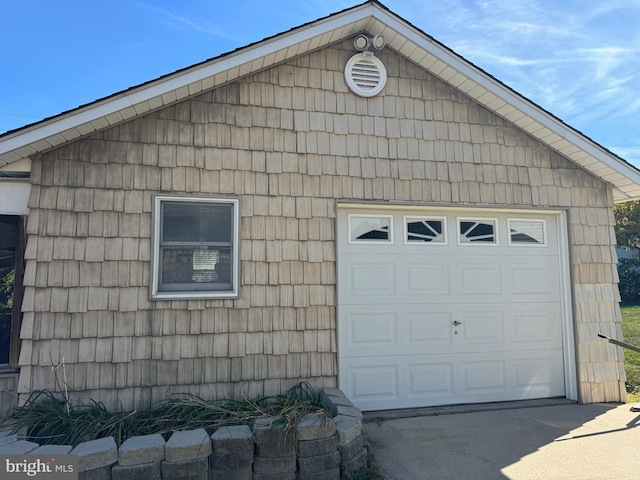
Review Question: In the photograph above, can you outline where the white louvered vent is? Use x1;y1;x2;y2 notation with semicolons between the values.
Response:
344;53;387;97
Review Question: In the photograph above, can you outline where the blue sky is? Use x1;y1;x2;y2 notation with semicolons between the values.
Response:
2;0;640;166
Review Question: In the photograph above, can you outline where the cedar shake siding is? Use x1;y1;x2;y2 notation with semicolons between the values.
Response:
18;39;625;411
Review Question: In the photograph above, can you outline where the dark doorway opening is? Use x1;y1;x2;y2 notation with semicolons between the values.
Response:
0;215;24;368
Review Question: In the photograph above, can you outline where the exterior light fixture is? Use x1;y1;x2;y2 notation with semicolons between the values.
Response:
372;34;386;50
353;35;370;51
345;33;387;97
353;34;386;53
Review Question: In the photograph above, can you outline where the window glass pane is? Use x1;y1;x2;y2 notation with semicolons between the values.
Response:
406;217;445;243
160;246;232;289
509;220;545;244
459;219;496;243
349;216;391;242
154;197;238;298
162;202;232;243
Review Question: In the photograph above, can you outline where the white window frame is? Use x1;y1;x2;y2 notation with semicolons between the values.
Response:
151;195;240;300
457;217;499;246
403;215;448;245
508;218;547;247
348;214;394;244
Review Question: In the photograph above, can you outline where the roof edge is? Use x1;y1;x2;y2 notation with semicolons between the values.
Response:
0;1;377;160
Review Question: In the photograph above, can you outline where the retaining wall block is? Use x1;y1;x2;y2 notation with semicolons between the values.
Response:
251;473;296;480
298;450;340;474
333;415;361;446
298;468;341;480
319;388;345;405
0;427;27;441
0;440;39;454
112;460;161;480
31;445;73;454
340;448;368;477
71;436;118;472
333;405;362;420
161;456;208;480
296;413;335;441
78;465;112;480
0;435;19;447
298;435;338;457
165;428;211;462
339;434;363;462
252;417;290;457
252;455;296;475
324;396;355;417
210;425;253;469
118;433;165;466
209;465;252;480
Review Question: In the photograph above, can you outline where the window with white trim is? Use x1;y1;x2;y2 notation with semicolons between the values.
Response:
508;219;546;246
404;216;447;244
348;214;393;243
151;196;239;299
458;218;498;245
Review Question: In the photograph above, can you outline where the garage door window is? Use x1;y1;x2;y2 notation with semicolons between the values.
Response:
508;219;546;246
349;215;393;243
404;216;446;244
458;218;497;245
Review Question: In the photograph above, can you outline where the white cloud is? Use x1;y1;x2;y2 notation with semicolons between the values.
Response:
136;2;242;42
387;0;640;164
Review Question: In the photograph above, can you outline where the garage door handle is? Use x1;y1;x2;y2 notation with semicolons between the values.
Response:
453;320;462;326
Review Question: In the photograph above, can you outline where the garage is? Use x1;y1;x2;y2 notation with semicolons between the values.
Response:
337;205;575;411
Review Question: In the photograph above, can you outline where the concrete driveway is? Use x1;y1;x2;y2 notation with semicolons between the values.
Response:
362;400;640;480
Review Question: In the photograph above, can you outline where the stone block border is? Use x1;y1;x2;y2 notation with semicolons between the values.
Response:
0;388;367;479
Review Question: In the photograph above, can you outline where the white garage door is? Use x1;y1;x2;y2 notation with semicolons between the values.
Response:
337;206;570;411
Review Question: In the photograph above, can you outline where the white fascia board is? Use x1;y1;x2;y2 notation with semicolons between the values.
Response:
0;4;374;161
0;157;30;172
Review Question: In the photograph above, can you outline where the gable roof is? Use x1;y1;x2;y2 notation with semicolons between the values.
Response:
2;1;640;202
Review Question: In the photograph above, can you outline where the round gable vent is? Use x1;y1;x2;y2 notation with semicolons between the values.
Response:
344;52;387;97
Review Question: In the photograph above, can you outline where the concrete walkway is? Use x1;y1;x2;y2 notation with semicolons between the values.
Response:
363;401;640;480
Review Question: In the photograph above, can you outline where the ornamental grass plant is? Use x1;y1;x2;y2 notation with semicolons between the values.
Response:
4;382;327;447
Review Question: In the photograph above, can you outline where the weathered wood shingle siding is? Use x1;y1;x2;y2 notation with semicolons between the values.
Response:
19;39;625;410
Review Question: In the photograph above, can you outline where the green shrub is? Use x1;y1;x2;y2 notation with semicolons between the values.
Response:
0;269;14;309
5;382;327;447
346;454;385;480
621;304;640;396
618;259;640;302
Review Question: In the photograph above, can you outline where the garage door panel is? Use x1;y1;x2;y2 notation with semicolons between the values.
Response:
349;364;400;403
458;312;505;345
460;360;507;394
512;350;566;397
338;207;567;411
408;363;454;398
511;265;551;295
407;312;453;346
459;264;503;295
512;304;563;346
342;356;456;410
341;303;562;356
341;351;565;410
405;263;451;295
347;262;396;297
349;312;398;348
340;306;455;357
508;260;560;300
